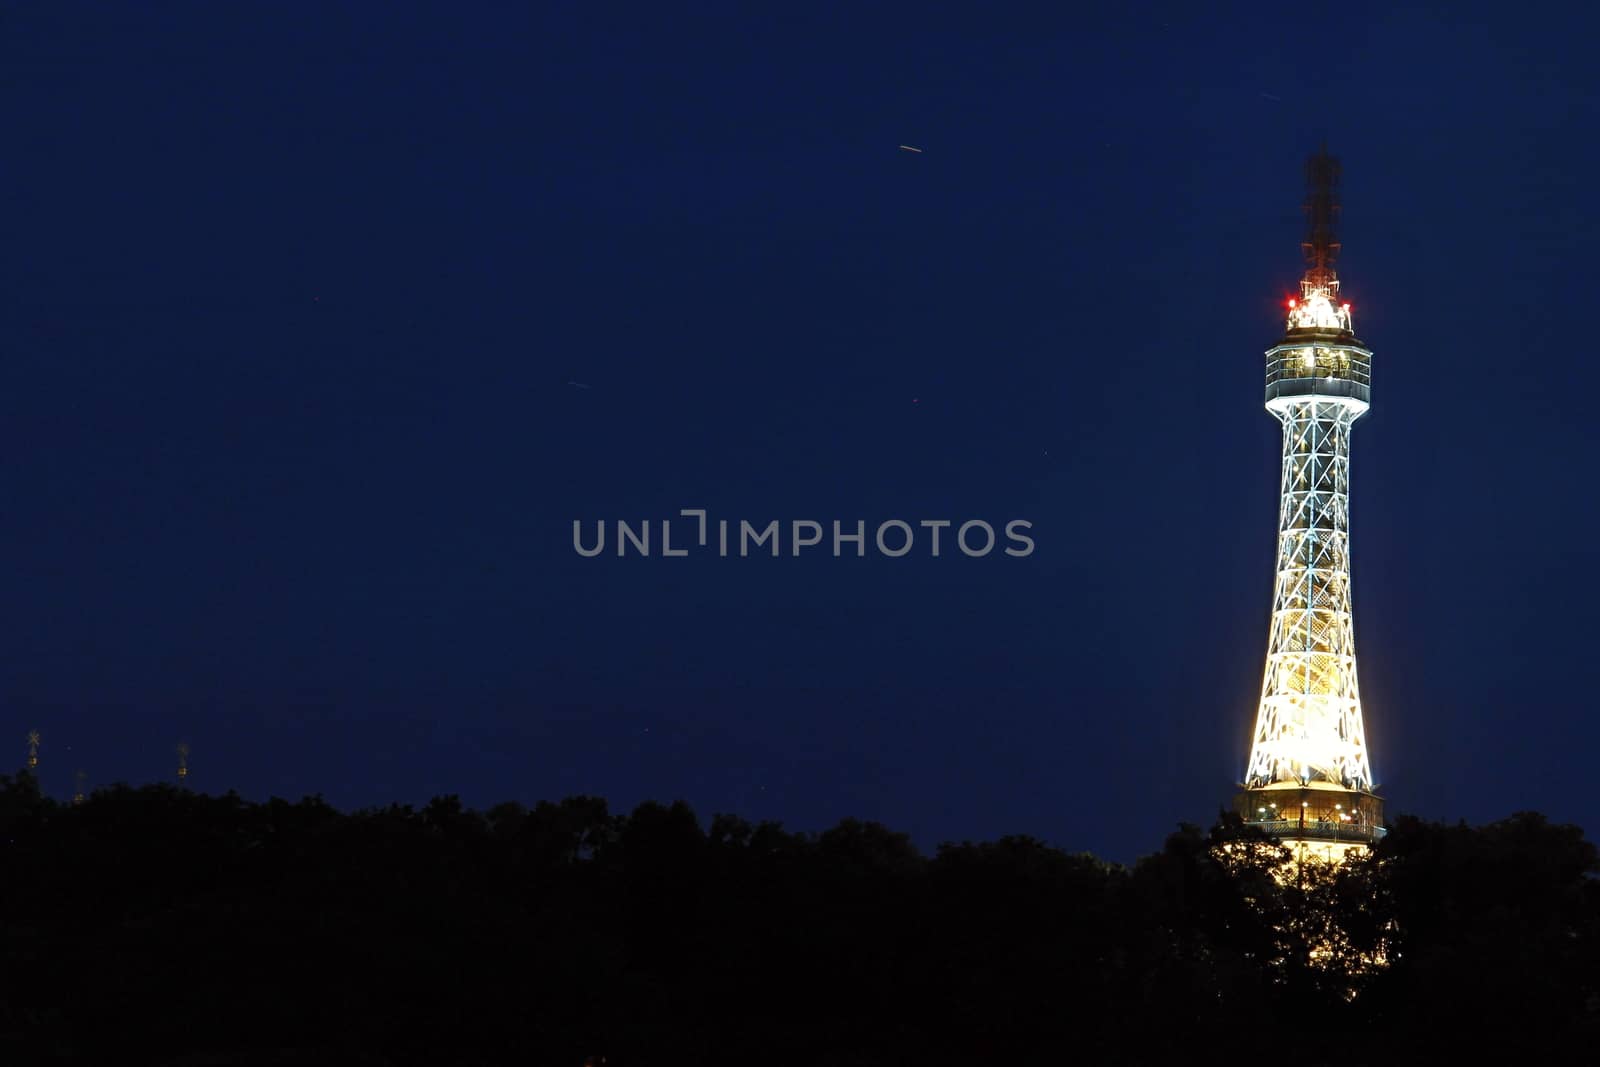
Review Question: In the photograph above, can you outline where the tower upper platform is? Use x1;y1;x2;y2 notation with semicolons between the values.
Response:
1265;325;1371;410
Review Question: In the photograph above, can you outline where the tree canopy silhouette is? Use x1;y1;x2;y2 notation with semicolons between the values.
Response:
1;772;1595;1066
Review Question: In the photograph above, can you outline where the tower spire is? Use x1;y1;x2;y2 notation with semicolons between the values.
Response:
1301;147;1341;292
1286;147;1352;332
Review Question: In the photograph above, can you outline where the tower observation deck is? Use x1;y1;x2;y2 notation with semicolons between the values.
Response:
1234;150;1384;864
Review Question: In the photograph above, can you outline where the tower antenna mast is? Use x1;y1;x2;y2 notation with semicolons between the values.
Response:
26;729;40;771
1286;147;1353;333
1300;147;1341;296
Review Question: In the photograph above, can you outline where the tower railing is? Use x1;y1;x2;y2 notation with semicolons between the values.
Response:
1240;816;1387;845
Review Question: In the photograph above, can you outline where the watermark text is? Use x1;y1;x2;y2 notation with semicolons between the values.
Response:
573;510;1034;558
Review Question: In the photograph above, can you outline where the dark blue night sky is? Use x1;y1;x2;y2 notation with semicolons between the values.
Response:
3;2;1596;863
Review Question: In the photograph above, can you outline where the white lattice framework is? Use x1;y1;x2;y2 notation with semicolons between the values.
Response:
1244;384;1374;791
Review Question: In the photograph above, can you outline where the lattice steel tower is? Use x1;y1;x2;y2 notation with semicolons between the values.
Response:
1233;149;1385;863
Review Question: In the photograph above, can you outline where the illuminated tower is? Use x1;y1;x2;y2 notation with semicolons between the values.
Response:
1234;150;1384;864
26;729;40;771
176;742;189;785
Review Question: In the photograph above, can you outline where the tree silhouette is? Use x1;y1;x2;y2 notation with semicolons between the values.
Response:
0;773;1596;1066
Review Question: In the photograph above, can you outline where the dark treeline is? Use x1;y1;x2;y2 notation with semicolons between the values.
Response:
1;773;1597;1066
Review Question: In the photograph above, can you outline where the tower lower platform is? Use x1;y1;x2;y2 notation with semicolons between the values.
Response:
1233;781;1385;864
